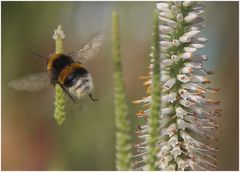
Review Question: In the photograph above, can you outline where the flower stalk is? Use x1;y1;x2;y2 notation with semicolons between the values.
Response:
145;10;161;171
52;25;66;125
134;2;221;171
112;11;132;170
133;10;162;171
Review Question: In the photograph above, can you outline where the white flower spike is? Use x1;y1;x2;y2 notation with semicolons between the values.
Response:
134;2;221;171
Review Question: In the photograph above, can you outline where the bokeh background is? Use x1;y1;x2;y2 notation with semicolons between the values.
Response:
1;1;239;170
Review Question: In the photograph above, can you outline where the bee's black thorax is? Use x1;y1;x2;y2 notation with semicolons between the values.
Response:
47;54;73;85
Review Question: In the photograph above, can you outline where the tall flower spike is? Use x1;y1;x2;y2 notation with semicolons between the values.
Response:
144;10;161;171
133;10;161;171
112;11;132;170
157;2;221;170
134;2;221;171
53;25;66;125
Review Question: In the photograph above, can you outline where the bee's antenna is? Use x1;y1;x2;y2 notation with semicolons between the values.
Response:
31;52;48;61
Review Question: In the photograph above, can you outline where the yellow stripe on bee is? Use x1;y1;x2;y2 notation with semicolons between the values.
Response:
47;53;62;71
58;63;82;85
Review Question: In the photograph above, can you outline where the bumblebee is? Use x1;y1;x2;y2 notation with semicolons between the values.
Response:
9;32;104;103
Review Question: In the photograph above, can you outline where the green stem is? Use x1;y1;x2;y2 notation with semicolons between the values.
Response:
145;10;161;171
112;11;132;170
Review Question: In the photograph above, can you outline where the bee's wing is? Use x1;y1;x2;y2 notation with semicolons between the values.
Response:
9;72;50;92
71;32;105;63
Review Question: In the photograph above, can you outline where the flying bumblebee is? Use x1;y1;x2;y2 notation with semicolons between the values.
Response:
9;32;105;103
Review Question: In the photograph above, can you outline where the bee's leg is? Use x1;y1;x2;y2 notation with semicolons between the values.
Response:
57;83;77;104
89;93;98;101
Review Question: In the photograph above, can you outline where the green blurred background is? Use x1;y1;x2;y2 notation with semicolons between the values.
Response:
1;1;239;170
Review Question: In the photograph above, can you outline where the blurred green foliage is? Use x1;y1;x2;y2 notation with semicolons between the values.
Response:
1;1;238;170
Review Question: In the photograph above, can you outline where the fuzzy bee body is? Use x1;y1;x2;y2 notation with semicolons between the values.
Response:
67;72;93;99
47;53;93;99
9;32;104;103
